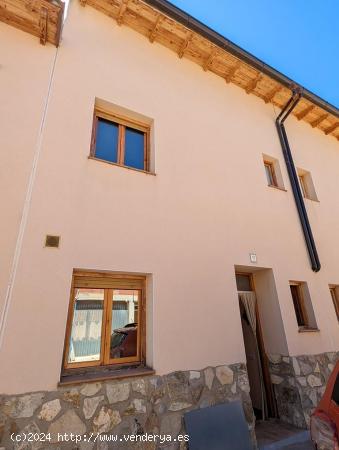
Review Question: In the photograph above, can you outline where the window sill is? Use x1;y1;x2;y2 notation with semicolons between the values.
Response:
304;197;320;203
267;184;287;192
59;365;155;386
88;156;156;176
298;327;320;333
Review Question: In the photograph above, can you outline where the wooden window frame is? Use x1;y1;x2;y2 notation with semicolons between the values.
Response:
264;161;278;187
62;271;146;372
330;286;339;321
298;174;309;199
289;282;309;328
90;108;150;172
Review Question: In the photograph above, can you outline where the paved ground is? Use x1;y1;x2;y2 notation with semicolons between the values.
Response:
256;420;314;450
282;442;314;449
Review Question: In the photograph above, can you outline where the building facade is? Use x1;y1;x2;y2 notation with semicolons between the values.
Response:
1;0;339;448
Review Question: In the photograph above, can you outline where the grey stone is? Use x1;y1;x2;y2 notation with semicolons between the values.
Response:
132;379;147;396
160;413;182;436
204;367;214;390
93;407;121;433
328;363;335;372
216;366;233;385
292;357;301;376
62;388;80;407
231;383;237;394
299;360;313;376
83;395;104;419
48;410;86;443
5;393;44;418
314;363;320;373
189;371;200;380
166;372;192;411
38;399;61;421
238;373;250;392
297;377;307;387
125;398;147;414
106;382;130;403
307;375;322;387
80;383;102;397
13;422;42;450
168;401;192;412
271;375;284;385
268;354;282;364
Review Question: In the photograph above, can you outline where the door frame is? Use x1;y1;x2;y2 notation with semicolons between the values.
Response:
236;272;277;418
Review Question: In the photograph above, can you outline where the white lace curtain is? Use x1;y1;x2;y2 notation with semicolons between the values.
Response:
239;291;268;420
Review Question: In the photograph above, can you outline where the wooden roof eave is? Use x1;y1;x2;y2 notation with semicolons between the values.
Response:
82;0;339;141
0;0;65;46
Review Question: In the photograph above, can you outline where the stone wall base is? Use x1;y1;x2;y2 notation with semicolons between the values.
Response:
0;363;255;449
269;351;339;428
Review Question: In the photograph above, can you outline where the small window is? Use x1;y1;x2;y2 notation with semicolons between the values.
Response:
264;161;277;187
91;109;150;172
262;155;285;190
289;281;317;330
330;286;339;321
63;272;146;371
236;274;252;292
297;169;318;201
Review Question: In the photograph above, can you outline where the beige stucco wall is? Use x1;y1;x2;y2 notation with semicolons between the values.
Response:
0;2;338;395
0;24;57;333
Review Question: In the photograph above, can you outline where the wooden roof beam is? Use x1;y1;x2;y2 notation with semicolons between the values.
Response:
79;0;87;5
178;32;192;59
245;72;262;94
116;0;129;26
295;104;315;120
264;85;282;104
149;14;162;43
225;60;241;83
324;122;339;135
202;49;217;71
39;6;48;45
310;113;328;128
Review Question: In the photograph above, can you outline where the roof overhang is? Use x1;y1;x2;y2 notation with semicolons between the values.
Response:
81;0;339;141
0;0;64;46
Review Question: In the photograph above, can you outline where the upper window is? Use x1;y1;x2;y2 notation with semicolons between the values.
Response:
63;271;146;371
91;109;150;172
262;155;285;190
264;161;277;187
330;286;339;321
297;169;318;201
289;281;317;330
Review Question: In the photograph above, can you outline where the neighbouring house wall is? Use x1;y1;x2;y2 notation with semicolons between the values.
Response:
0;24;57;317
0;0;339;400
0;364;255;449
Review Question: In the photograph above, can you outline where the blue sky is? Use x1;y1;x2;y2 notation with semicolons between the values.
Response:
169;0;339;108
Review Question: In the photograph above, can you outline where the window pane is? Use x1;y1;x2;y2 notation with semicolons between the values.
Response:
264;164;274;186
290;285;305;327
95;118;118;163
68;289;104;364
109;290;139;360
236;274;252;292
124;127;145;170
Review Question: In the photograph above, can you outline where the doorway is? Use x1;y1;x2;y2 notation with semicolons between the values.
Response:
236;272;276;420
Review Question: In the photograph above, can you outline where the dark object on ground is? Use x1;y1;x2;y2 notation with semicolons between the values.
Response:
184;400;253;450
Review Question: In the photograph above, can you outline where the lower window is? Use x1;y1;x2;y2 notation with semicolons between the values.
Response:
63;271;146;370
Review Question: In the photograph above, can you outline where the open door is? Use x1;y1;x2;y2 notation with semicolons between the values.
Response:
236;272;276;420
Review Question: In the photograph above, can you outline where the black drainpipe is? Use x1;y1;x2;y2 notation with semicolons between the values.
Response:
276;89;321;272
